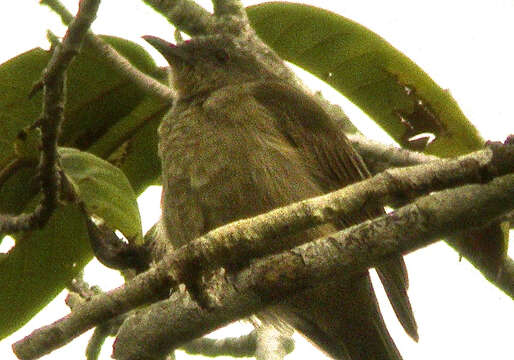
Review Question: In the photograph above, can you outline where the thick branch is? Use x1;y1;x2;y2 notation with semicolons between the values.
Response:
13;263;173;359
142;0;214;35
111;173;514;360
350;134;514;227
167;144;513;286
13;163;514;359
212;0;246;18
349;134;513;282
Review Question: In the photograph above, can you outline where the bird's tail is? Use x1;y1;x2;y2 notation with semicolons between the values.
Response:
268;274;403;360
377;257;419;341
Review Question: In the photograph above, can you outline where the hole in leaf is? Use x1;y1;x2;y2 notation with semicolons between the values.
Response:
0;236;15;254
408;132;436;143
115;230;128;244
407;132;436;149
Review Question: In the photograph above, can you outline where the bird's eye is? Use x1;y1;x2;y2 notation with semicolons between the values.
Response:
213;49;229;64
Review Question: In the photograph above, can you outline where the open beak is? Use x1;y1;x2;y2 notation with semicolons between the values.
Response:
142;35;192;65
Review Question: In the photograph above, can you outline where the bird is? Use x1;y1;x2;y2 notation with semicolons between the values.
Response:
144;33;418;360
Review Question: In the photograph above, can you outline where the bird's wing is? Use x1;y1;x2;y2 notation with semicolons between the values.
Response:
247;80;419;341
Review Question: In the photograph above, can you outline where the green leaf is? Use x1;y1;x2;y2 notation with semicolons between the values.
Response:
247;2;484;156
0;49;47;169
61;36;167;151
0;35;167;182
249;2;509;297
88;95;166;193
14;126;41;161
59;35;167;191
0;35;165;338
60;147;143;245
0;205;91;339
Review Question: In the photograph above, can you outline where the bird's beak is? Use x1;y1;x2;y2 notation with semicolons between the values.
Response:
142;35;192;65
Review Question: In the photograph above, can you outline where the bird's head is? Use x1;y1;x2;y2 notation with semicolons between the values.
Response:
143;34;276;98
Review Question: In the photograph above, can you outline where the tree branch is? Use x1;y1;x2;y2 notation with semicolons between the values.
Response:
12;145;514;360
348;133;438;173
181;330;257;357
144;0;312;96
254;325;294;360
184;324;293;360
142;0;214;35
42;0;174;103
349;134;513;286
212;0;246;18
166;144;513;287
66;276;120;360
350;134;514;229
0;0;100;233
111;173;514;360
85;36;174;102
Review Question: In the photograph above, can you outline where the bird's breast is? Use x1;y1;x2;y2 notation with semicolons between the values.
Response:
158;101;323;247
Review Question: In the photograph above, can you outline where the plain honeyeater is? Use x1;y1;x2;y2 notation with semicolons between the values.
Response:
144;34;418;360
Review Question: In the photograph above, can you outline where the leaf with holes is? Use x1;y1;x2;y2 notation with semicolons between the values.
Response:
248;2;484;156
249;2;508;297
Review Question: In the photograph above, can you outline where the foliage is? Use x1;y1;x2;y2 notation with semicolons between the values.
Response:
0;2;498;340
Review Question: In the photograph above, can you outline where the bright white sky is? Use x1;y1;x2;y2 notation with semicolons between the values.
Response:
1;1;513;360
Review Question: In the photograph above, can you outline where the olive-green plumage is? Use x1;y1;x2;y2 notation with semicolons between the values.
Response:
145;34;417;360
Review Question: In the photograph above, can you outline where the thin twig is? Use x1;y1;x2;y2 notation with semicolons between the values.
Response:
66;274;126;360
0;0;101;233
85;35;174;102
42;0;174;103
85;325;110;360
255;325;294;360
181;330;257;357
181;326;293;359
348;133;439;172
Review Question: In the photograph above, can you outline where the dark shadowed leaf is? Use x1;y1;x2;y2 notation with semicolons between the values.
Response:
0;205;91;339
